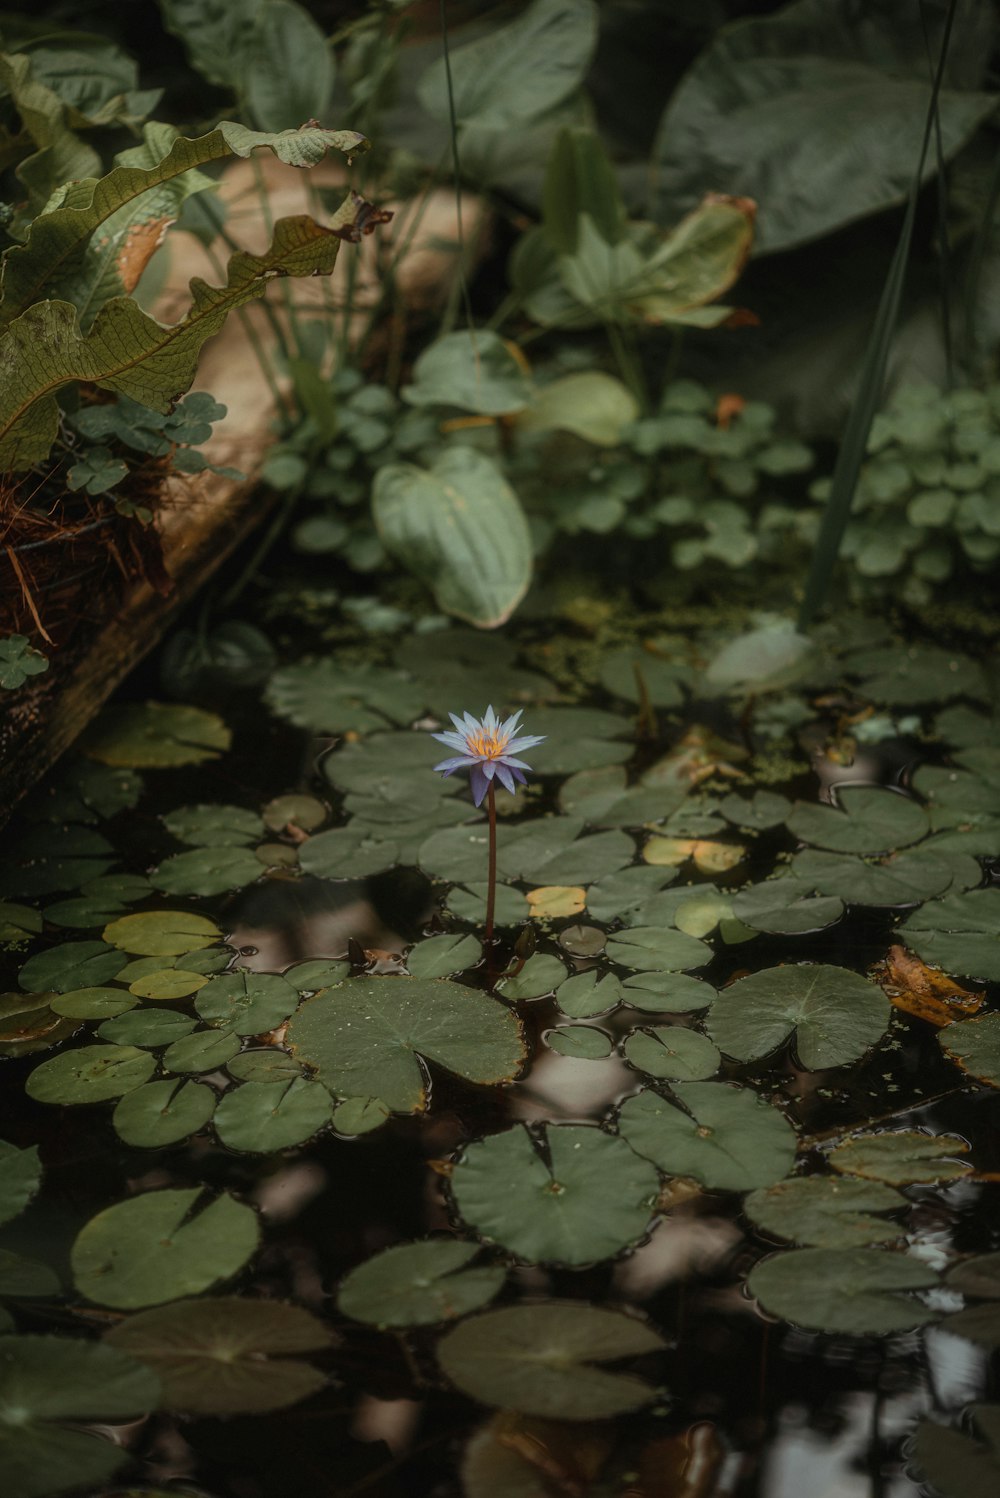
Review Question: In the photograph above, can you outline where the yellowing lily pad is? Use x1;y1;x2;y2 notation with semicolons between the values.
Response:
526;886;587;919
103;911;220;957
642;836;743;874
82;702;230;768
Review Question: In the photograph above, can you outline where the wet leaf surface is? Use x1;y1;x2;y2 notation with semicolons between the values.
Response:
337;1240;506;1328
618;1082;797;1190
748;1247;937;1333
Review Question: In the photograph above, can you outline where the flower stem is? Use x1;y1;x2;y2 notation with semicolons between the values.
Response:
485;783;497;949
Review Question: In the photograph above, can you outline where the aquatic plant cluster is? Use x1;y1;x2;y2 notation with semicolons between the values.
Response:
0;616;998;1494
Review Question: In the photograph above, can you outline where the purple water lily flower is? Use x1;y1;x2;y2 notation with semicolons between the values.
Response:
432;706;546;807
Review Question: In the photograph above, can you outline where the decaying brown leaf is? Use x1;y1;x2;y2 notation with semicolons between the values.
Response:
873;944;984;1027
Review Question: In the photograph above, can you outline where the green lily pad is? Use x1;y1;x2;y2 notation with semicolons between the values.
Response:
847;644;987;706
622;1026;720;1081
446;883;529;927
213;1078;333;1152
266;660;426;734
226;1050;303;1083
195;972;299;1034
299;825;400;880
26;1044;155;1104
263;793;328;833
72;1187;260;1309
556;971;623;1018
331;1096;391;1135
0;1251;59;1298
50;987;137;1020
789;847;955;907
0;1141;42;1227
282;959;351;992
437;1304;665;1420
544;1025;614;1059
618;1082;797;1190
406;934;481;979
744;1175;906;1248
99;1008;198;1048
707;964;889;1068
786;787;929;855
747;1247;936;1334
105;1297;332;1415
338;1240;505;1328
0;853;117;900
452;1123;659;1265
621;972;718;1013
718;790;792;830
522;708;634;776
559;765;686;829
162;804;264;847
829;1130;972;1185
0;902;43;942
103;910;221;956
163;1027;241;1074
938;1011;1000;1087
323;731;462;796
112;1080;216;1147
946;1253;1000;1299
82;701;230;767
83;873;151;904
19;941;126;994
604;926;711;972
497;953;566;1001
287;976;525;1114
129;969;208;1000
705;621;814;694
900;889;1000;981
912;1406;1000;1498
586;866;678;923
151;847;261;897
731;877;845;935
599;648;688;708
0;1335;161;1498
42;896;127;929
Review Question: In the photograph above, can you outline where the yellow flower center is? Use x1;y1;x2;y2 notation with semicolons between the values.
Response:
467;727;509;760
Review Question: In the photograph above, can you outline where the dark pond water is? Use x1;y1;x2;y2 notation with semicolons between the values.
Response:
0;600;998;1498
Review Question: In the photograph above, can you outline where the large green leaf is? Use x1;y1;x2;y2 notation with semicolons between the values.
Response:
707;964;890;1068
417;0;598;131
72;1188;260;1308
0;119;365;328
106;1296;331;1415
618;1082;796;1190
0;1335;160;1498
0;1141;42;1227
158;0;262;88
437;1303;664;1420
242;1;334;132
337;1241;505;1329
652;0;998;254
900;889;1000;981
451;1123;659;1265
0;210;355;470
286;976;525;1115
373;447;533;628
403;331;533;415
749;1247;937;1334
785;787;929;855
744;1175;906;1248
938;1012;1000;1088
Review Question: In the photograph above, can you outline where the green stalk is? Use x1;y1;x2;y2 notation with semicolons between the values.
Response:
797;0;959;631
485;782;497;951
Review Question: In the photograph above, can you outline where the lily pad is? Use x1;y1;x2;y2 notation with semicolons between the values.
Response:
829;1130;972;1185
163;1027;241;1074
938;1012;1000;1087
786;787;929;856
747;1247;936;1334
0;902;42;943
266;660;426;734
82;702;230;767
437;1304;665;1420
299;825;400;880
263;793;327;833
559;765;686;829
544;1025;614;1059
0;1335;161;1498
283;959;351;992
789;848;954;907
162;804;264;847
72;1187;260;1308
618;1082;797;1190
337;1240;505;1328
99;1008;198;1048
527;886;587;919
556;971;623;1018
331;1096;391;1135
151;847;261;897
731;877;845;935
0;1141;42;1227
112;1079;216;1148
604;926;711;972
42;896;127;929
106;1296;332;1414
0;1252;59;1298
599;648;688;708
49;987;136;1020
521;708;634;776
102;910;221;957
447;883;529;927
286;976;525;1114
705;621;813;693
718;790;792;830
195;971;299;1034
743;1175;906;1248
26;1044;155;1104
622;973;718;1013
406;934;481;979
128;969;208;1000
586;866;677;923
900;889;1000;981
452;1123;659;1265
708;964;889;1068
213;1078;333;1152
497;953;566;1001
847;644;987;706
226;1050;303;1083
622;1026;720;1081
19;941;126;994
912;1406;1000;1498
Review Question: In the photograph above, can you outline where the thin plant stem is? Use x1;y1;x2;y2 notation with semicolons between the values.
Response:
485;782;497;949
606;320;648;411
